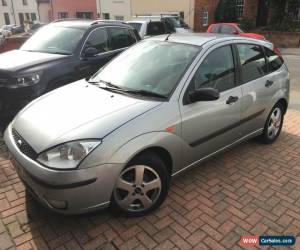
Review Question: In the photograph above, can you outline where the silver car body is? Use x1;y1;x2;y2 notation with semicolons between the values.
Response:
4;34;290;214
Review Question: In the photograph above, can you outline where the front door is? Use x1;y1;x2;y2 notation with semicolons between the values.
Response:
180;44;242;166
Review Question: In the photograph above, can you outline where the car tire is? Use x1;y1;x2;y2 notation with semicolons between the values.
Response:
260;102;284;144
111;152;170;217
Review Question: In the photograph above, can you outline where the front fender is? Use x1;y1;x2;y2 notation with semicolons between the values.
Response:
108;132;182;174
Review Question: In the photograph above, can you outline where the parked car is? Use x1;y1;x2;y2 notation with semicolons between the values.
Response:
12;25;25;34
0;25;14;37
0;33;4;47
4;33;289;216
0;19;140;117
26;22;45;36
128;15;191;39
207;23;266;40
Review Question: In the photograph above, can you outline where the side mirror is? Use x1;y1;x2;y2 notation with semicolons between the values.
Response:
233;30;239;35
83;47;98;57
189;88;220;103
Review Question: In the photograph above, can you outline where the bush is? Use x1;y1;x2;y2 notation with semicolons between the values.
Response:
265;15;300;32
215;0;237;22
238;18;255;32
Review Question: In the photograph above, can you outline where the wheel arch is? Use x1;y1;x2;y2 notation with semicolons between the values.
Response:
127;147;173;177
277;98;288;114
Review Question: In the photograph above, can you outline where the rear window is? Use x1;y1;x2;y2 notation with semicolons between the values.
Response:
128;22;142;32
147;22;166;36
265;47;284;72
237;44;267;83
221;25;237;34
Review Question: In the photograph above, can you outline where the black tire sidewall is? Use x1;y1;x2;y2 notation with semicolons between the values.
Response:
261;103;284;144
111;152;170;217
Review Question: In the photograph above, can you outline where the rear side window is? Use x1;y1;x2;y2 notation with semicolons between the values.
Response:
221;25;237;34
237;44;267;83
147;22;166;36
191;45;235;92
265;47;284;72
84;28;110;54
109;27;135;50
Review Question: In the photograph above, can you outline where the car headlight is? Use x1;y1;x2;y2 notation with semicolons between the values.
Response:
9;72;42;88
37;140;101;170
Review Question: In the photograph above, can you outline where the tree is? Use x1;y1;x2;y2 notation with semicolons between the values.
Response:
214;0;237;22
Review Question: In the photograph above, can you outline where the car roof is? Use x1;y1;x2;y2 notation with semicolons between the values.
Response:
50;19;132;29
147;33;273;48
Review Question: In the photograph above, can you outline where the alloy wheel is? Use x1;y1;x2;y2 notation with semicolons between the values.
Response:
267;107;282;140
113;165;162;212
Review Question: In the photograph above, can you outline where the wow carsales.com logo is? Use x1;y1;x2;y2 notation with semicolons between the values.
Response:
240;236;296;247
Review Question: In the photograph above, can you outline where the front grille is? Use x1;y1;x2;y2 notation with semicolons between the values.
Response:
12;129;38;160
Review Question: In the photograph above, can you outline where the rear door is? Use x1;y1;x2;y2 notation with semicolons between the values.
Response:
235;43;275;136
180;44;242;166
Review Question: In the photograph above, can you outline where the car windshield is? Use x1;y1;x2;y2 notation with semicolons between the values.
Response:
20;25;85;55
128;22;142;32
91;40;201;98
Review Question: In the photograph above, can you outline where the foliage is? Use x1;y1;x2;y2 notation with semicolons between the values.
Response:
238;18;255;32
214;0;237;22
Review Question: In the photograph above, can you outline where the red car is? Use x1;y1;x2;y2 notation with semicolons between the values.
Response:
207;23;266;40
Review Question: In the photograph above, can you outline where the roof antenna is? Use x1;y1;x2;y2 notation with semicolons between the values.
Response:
165;33;172;41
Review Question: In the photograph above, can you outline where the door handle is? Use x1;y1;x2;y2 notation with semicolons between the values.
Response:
226;96;239;105
265;80;274;88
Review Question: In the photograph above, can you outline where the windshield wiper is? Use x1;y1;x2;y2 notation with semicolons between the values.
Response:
88;80;167;99
125;89;167;99
88;79;122;89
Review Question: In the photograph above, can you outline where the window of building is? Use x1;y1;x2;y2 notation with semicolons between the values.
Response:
191;46;235;93
19;13;24;26
103;13;110;19
23;0;28;6
2;0;7;6
237;44;267;83
4;13;10;24
25;13;30;20
76;12;93;19
115;16;124;21
31;13;37;21
236;0;244;18
202;10;209;27
58;12;68;19
287;0;300;20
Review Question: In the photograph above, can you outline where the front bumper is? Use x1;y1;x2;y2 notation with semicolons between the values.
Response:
0;85;41;117
4;125;125;214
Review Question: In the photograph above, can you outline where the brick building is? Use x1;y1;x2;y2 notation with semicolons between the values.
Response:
194;0;300;32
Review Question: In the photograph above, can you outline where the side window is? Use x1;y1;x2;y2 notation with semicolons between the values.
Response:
109;27;135;50
147;22;166;36
211;25;220;33
220;25;237;34
265;47;284;72
84;28;110;54
237;44;267;83
191;45;235;93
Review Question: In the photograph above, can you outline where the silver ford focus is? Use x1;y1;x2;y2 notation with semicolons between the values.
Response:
4;33;289;216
